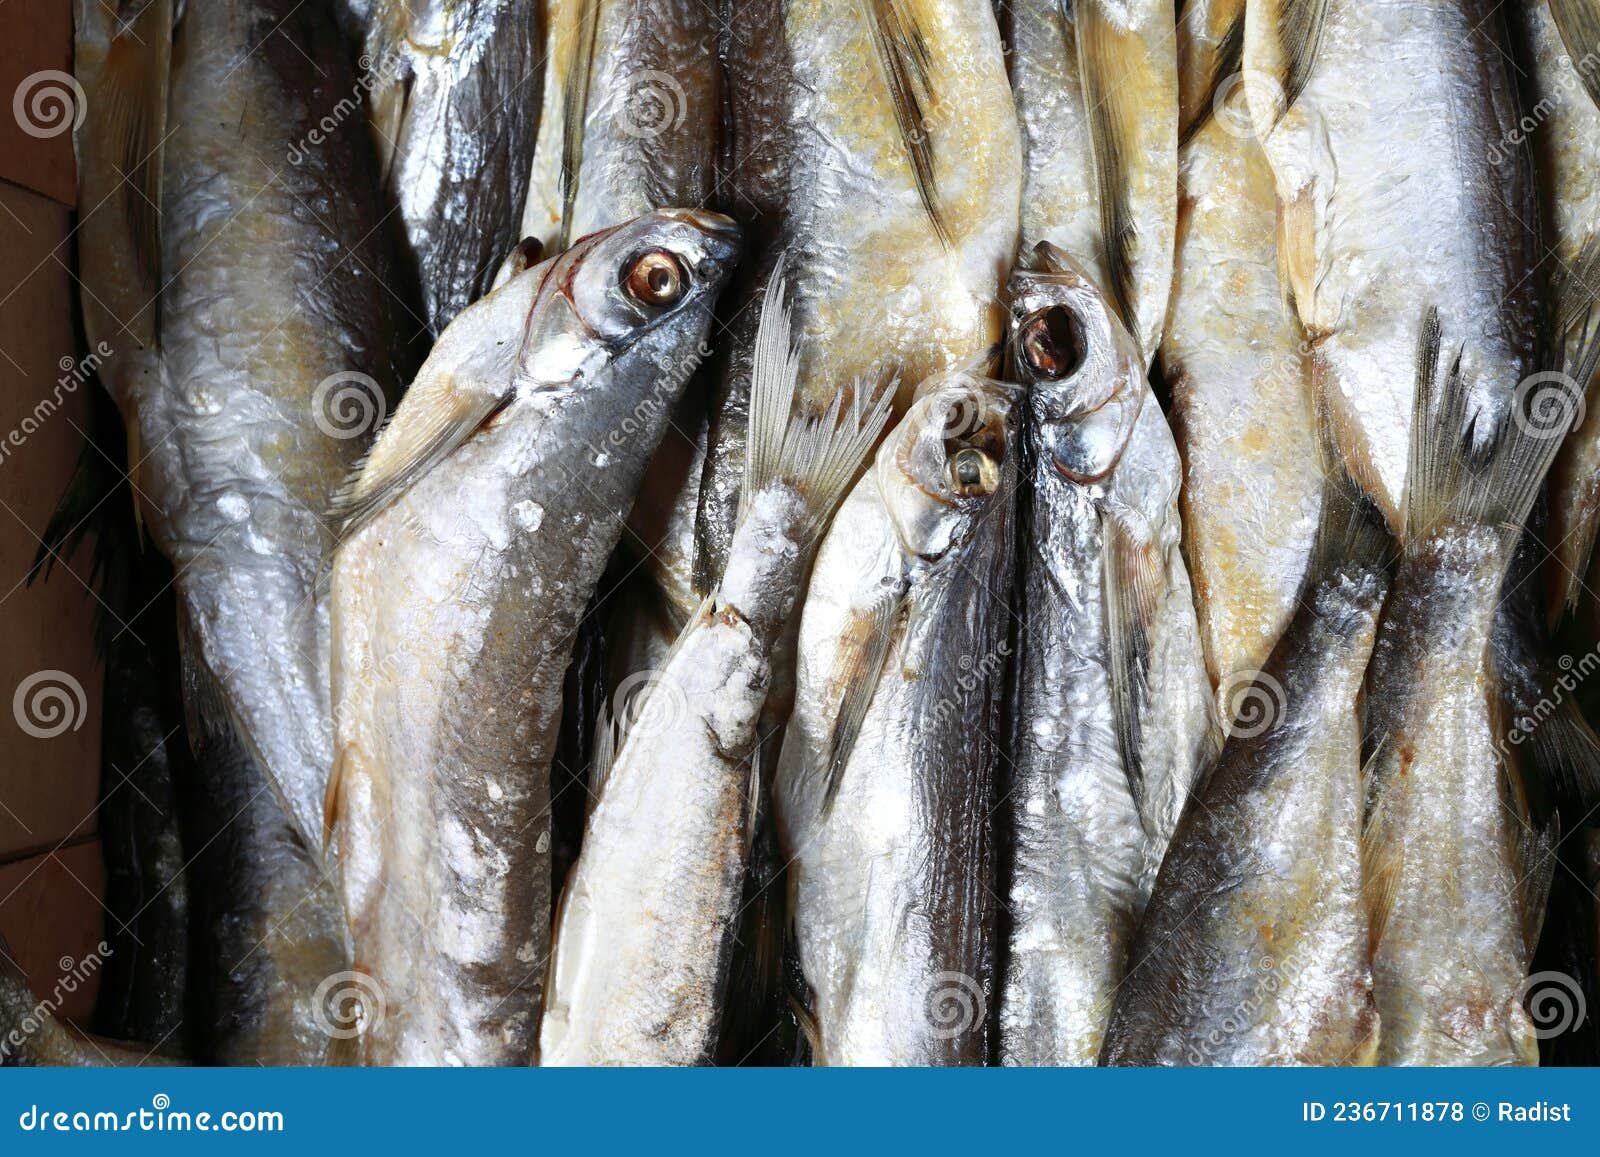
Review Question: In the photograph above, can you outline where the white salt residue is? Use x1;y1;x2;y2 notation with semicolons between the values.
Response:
511;499;544;532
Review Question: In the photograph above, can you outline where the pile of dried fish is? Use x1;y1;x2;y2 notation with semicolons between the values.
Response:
7;0;1600;1068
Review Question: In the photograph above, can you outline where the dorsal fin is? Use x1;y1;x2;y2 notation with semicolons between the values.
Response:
861;0;950;247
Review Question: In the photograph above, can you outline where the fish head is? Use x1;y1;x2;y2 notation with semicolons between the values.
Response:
875;370;1020;562
1007;242;1146;485
515;209;741;392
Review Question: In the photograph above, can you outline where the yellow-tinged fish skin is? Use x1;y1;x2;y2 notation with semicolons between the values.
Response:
1164;114;1320;686
1012;0;1179;361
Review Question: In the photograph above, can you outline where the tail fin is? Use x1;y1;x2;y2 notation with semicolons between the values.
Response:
1403;307;1574;556
1302;363;1396;588
1309;446;1394;586
739;259;896;545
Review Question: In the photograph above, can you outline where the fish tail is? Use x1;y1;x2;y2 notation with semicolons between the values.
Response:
1306;410;1394;585
739;257;897;546
1402;308;1574;556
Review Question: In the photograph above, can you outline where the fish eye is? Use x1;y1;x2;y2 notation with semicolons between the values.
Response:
1019;304;1086;381
948;447;998;497
623;250;686;306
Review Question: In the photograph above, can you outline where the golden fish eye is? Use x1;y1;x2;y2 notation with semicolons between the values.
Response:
624;250;686;306
949;447;998;497
1020;305;1086;381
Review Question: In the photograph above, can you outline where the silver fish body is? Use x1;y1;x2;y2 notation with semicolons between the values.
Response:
777;373;1018;1065
1360;315;1560;1067
1511;1;1600;614
999;248;1216;1065
154;0;408;853
1010;0;1179;360
1364;531;1541;1065
695;0;1022;586
363;0;542;334
1244;0;1539;532
1101;486;1386;1067
540;271;889;1066
521;0;719;252
331;211;739;1066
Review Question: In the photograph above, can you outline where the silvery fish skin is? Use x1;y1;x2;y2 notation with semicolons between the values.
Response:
1511;1;1600;614
1364;536;1543;1066
999;248;1217;1066
1244;0;1539;533
776;373;1017;1066
1009;0;1178;361
520;0;719;251
1360;318;1554;1067
695;0;1022;586
363;0;542;334
1101;484;1386;1067
153;0;407;854
1163;44;1320;686
330;210;739;1066
519;0;721;707
539;269;890;1067
181;640;349;1067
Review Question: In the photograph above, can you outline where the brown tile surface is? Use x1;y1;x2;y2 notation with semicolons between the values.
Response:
0;0;75;206
0;179;103;856
0;840;108;1023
